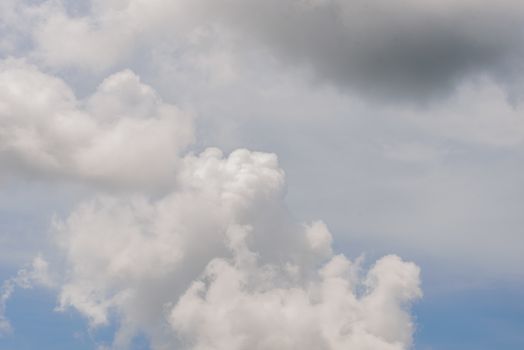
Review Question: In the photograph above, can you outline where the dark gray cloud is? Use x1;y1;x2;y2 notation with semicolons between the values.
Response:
202;0;524;101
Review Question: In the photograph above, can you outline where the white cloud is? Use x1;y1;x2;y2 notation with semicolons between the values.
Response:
15;0;188;71
1;58;429;349
53;148;286;340
0;59;193;188
52;146;421;349
171;227;421;350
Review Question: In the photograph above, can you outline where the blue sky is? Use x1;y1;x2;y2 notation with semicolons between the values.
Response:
1;0;524;349
415;283;524;350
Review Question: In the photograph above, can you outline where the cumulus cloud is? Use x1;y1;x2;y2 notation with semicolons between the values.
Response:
52;148;292;346
171;227;421;350
0;4;427;348
0;59;193;188
51;146;421;349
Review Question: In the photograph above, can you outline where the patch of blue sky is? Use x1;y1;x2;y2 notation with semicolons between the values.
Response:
414;282;524;350
0;287;96;350
0;277;153;350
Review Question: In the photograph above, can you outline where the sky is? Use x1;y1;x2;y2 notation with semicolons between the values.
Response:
0;0;523;349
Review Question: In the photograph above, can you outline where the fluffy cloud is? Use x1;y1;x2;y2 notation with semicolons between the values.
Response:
53;148;286;345
52;146;421;349
0;59;193;188
0;4;427;348
47;144;420;349
171;229;421;350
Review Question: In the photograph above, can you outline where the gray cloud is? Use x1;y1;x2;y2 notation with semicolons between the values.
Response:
201;0;524;101
6;0;524;102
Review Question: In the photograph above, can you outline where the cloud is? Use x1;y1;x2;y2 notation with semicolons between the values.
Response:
0;59;193;188
1;0;186;71
201;0;524;101
0;0;34;54
0;4;429;348
0;256;50;336
171;226;421;350
6;0;524;101
52;146;421;349
396;78;524;148
52;148;292;346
